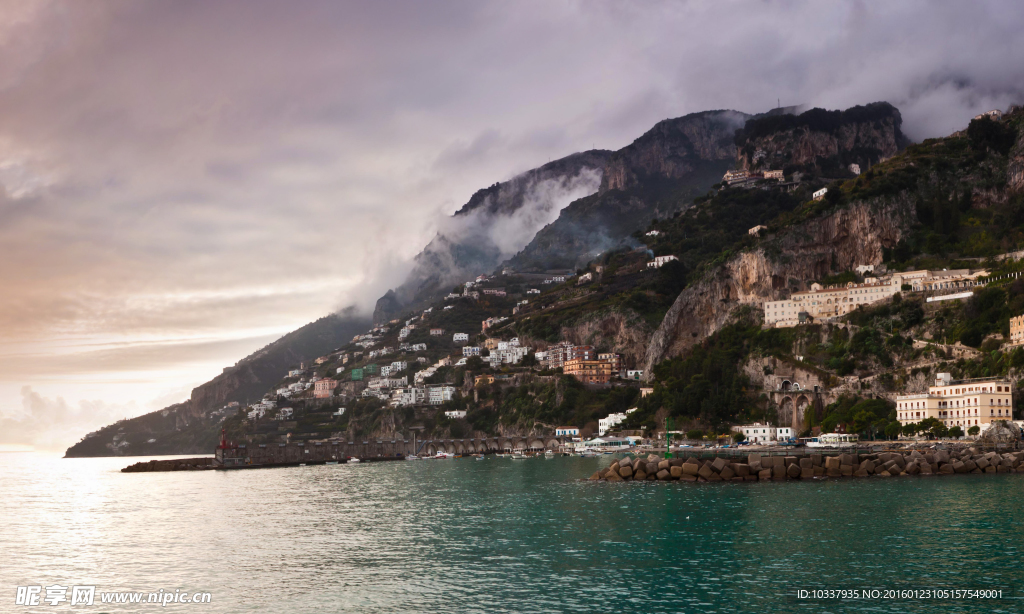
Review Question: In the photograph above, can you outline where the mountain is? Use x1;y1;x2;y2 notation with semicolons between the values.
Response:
77;99;1002;457
501;110;749;271
64;310;370;456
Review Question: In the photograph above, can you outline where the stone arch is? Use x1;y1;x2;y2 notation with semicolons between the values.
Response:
513;440;527;451
528;438;545;450
454;441;466;454
426;443;437;456
545;439;560;450
781;380;792;392
779;396;794;427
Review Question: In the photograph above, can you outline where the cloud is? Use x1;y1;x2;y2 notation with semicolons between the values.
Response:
0;386;136;451
1;0;1023;438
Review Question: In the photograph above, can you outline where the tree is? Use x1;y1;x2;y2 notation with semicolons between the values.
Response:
686;429;703;440
948;426;964;439
884;422;902;440
930;423;948;439
520;353;538;367
465;356;485;371
732;432;745;443
968;425;980;436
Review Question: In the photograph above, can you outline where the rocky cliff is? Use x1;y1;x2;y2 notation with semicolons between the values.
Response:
641;197;917;375
1008;126;1024;193
737;102;908;175
559;309;653;370
503;111;751;271
601;110;749;191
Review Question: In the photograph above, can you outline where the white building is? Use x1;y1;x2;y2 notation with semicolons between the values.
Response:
647;255;679;269
555;426;580;437
390;361;407;373
527;288;540;295
812;187;828;201
645;230;661;237
399;327;412;339
453;333;469;343
288;369;303;377
849;163;861;175
428;385;457;405
462;346;481;357
444;410;467;419
734;423;777;443
777;427;793;441
764;277;905;327
390;387;426;407
598;408;636;436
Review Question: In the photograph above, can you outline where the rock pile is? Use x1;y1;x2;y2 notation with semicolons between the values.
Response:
589;449;1024;483
121;458;215;473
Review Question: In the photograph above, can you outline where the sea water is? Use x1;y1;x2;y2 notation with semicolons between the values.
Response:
1;452;1022;613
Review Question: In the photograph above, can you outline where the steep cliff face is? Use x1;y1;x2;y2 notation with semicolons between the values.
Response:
641;197;916;375
373;290;402;326
503;111;750;271
1008;127;1024;193
601;110;749;191
559;309;653;369
737;102;908;174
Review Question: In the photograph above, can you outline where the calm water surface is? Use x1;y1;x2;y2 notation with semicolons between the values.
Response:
1;452;1023;613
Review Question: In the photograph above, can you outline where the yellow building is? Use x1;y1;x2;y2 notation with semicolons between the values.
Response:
564;358;614;384
896;373;1013;429
1010;315;1024;346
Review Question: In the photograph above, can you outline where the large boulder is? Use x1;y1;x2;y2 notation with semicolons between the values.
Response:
978;421;1022;445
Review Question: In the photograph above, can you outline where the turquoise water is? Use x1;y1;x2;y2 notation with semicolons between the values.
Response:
1;452;1022;613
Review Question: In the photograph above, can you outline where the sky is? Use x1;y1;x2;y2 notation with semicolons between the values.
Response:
2;0;1024;450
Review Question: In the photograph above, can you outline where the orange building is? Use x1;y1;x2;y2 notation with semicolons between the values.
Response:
564;358;614;384
314;378;337;399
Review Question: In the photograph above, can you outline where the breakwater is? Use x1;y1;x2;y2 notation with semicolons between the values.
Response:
121;457;215;472
591;448;1024;482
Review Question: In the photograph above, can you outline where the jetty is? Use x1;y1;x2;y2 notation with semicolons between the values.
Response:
592;447;1024;482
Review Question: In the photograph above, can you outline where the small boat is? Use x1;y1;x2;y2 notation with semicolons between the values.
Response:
348;458;361;463
326;461;338;465
434;452;455;459
475;455;485;460
511;452;528;459
405;455;420;460
544;449;555;456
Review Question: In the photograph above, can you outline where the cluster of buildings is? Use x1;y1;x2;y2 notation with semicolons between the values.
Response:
896;373;1015;431
646;255;679;269
535;342;632;384
722;168;785;188
598;408;637;436
763;268;988;328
